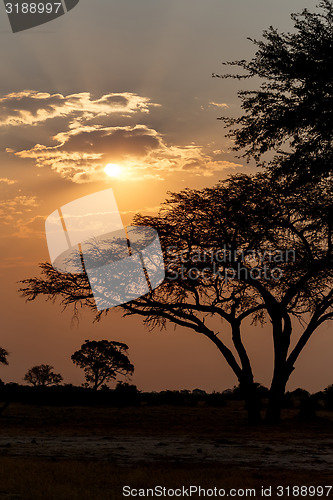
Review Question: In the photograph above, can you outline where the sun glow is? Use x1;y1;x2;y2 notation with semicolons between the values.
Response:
104;163;122;177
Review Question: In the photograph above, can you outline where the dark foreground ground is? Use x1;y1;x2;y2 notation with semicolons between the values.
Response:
0;403;332;499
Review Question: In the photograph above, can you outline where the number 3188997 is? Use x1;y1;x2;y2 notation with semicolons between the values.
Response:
5;3;62;14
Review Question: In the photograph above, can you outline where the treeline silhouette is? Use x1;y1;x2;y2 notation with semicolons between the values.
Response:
1;339;333;419
0;339;134;397
1;380;333;413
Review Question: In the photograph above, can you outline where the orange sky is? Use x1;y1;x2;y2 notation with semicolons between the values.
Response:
0;0;331;393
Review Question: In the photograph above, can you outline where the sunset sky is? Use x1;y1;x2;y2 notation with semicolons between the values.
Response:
0;0;331;393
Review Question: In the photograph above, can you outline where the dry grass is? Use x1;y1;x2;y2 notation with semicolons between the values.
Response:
0;402;332;439
0;457;332;500
0;403;332;499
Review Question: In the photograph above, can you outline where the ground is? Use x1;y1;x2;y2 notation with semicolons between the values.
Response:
0;402;332;499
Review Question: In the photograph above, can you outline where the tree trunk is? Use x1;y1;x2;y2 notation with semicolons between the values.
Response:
265;373;289;424
239;377;262;425
231;322;262;425
265;313;293;424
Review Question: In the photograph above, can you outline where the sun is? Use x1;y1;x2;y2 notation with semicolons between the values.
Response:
104;163;122;177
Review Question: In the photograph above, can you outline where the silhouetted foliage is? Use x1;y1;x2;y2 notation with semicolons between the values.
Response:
0;347;8;366
112;381;138;406
324;384;333;409
2;380;333;412
24;364;63;387
298;394;318;421
0;381;228;407
231;383;269;401
0;349;9;414
214;0;333;182
71;340;134;390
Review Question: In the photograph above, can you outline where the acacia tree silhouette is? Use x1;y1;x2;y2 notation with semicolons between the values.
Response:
20;173;333;423
122;174;333;423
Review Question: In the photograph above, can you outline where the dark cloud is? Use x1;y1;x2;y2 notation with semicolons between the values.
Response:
59;126;161;156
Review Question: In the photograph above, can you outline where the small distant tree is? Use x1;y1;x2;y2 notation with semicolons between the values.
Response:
24;364;63;387
0;348;8;366
71;340;134;390
0;348;9;414
324;384;333;410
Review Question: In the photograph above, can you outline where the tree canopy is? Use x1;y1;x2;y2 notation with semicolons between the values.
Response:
71;340;134;390
214;0;333;182
24;364;63;387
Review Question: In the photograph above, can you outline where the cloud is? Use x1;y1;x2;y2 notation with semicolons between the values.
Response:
13;124;241;183
0;195;38;233
55;125;161;155
209;101;229;108
0;178;17;184
0;194;45;239
14;125;161;183
0;91;158;127
0;195;38;219
2;90;241;183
